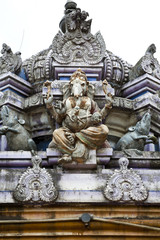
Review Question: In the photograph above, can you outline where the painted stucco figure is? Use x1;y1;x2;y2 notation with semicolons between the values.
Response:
0;105;37;153
44;69;113;163
0;43;22;75
116;112;157;155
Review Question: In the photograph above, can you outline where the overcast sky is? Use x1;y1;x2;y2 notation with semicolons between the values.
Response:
0;0;160;65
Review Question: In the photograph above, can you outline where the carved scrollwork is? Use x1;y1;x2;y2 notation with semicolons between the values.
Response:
13;155;58;202
103;157;148;202
113;97;133;109
52;30;106;65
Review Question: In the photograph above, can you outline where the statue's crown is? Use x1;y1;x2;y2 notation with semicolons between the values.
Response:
70;69;88;82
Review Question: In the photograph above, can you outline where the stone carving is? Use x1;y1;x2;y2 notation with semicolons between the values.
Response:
103;157;148;202
0;105;37;152
24;93;44;109
129;44;160;81
21;1;132;94
113;97;133;109
51;1;106;64
0;43;22;75
115;112;157;155
44;69;113;164
13;155;58;202
104;51;132;95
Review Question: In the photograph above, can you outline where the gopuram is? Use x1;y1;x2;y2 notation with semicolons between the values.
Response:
0;1;160;239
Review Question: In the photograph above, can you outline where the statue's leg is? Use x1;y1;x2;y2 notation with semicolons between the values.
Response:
58;154;72;164
76;124;109;149
49;127;75;153
49;127;76;164
72;140;89;163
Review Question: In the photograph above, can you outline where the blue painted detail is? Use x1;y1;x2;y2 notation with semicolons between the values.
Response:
130;91;149;100
2;88;26;98
59;77;70;81
59;77;97;81
17;68;28;80
88;77;97;81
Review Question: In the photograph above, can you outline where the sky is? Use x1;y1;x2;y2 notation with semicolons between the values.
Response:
0;0;160;65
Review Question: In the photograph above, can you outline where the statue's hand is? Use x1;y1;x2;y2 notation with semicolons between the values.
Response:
54;100;63;109
54;101;66;115
105;94;113;108
91;112;102;125
44;96;54;105
147;135;158;143
0;126;9;133
65;132;75;145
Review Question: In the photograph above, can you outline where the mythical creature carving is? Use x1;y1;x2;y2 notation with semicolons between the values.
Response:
13;154;58;202
0;43;22;75
51;1;106;64
115;112;157;155
103;157;148;202
44;69;113;164
0;105;37;153
129;43;160;81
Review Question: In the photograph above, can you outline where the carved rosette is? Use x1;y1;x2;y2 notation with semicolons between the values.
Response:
13;155;58;202
103;157;148;202
51;30;106;65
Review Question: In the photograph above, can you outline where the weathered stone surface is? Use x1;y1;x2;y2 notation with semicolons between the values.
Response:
0;72;32;97
129;44;160;81
22;2;132;94
103;157;148;202
0;105;37;152
13;155;58;202
0;43;22;75
0;166;160;204
122;73;160;99
115;112;156;153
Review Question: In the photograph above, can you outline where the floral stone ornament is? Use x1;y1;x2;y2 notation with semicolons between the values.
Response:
103;157;148;202
13;155;58;202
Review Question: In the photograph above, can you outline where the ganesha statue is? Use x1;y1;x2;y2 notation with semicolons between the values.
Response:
44;69;113;164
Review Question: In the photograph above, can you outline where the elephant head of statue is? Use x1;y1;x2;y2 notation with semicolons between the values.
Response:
62;69;95;100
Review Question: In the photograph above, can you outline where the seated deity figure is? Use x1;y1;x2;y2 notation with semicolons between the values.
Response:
44;69;113;163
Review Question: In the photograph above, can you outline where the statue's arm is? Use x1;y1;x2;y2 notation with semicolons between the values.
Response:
135;135;148;140
91;100;112;120
0;126;19;135
0;126;9;135
44;96;65;124
100;95;113;119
